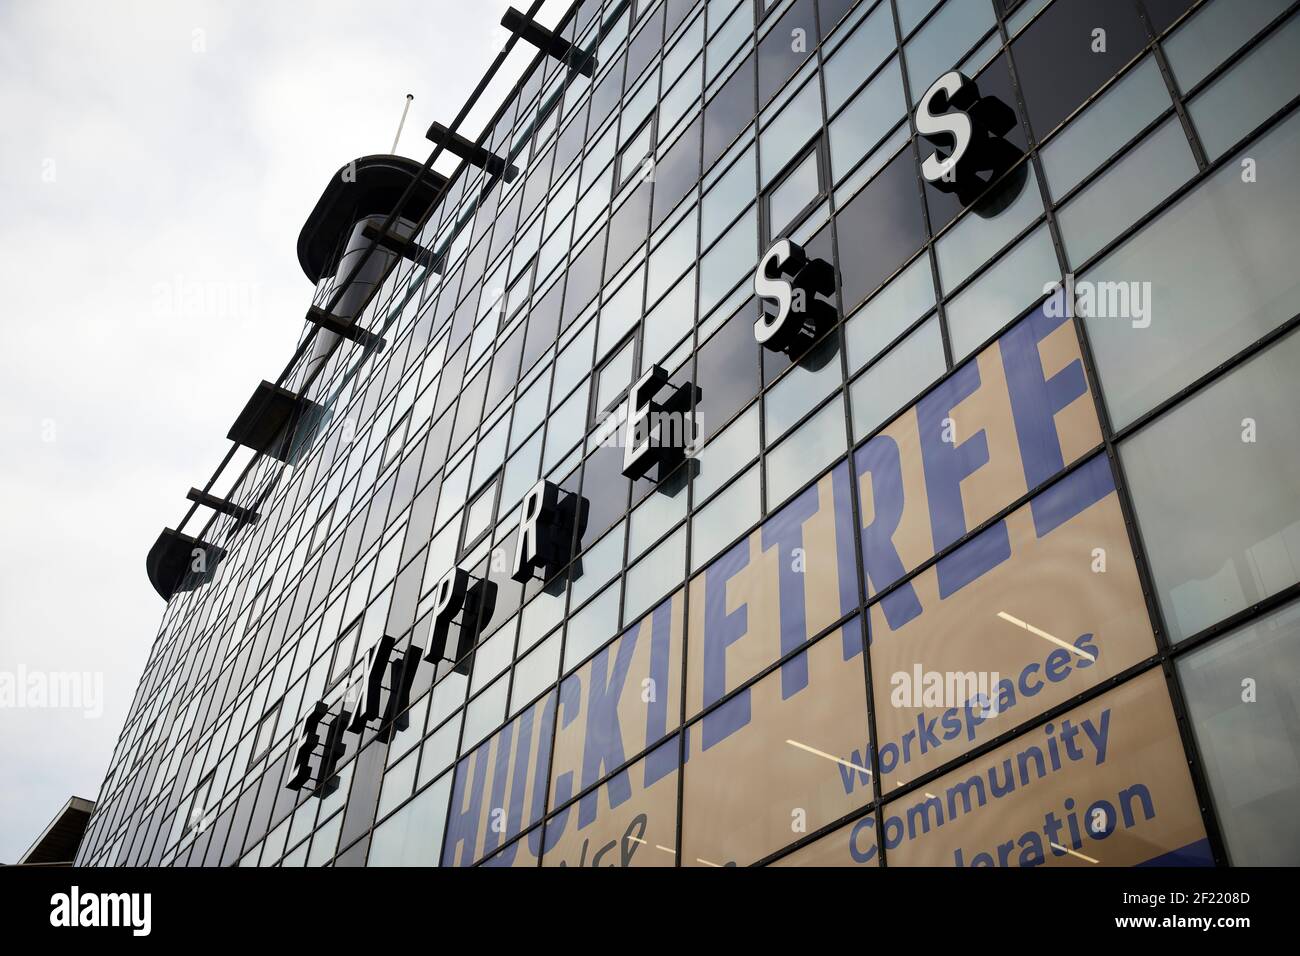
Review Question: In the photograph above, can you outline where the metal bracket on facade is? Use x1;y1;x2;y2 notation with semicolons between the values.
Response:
358;222;444;276
424;121;520;183
185;488;259;527
304;305;384;350
501;6;597;78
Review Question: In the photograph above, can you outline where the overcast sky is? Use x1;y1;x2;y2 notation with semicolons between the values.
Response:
0;0;564;863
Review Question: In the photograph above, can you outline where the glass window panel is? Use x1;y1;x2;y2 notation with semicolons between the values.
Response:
570;521;625;607
758;0;816;104
376;751;418;821
598;267;645;359
606;180;652;277
765;394;847;507
461;677;509;750
845;253;935;373
691;463;761;570
544;382;589;472
644;271;696;368
575;444;631;542
510;365;551;450
770;816;880;866
764;332;842;441
470;625;514;695
1188;12;1300;161
659;58;703;141
517;570;567;651
935;163;1043;292
522;281;563;374
1120;329;1300;642
707;1;754;84
653;116;702;231
1142;0;1199;35
666;0;704;71
945;223;1058;361
511;633;560;712
816;0;857;39
1178;599;1300;865
904;0;994;105
555;320;596;401
896;0;941;38
850;315;945;441
596;337;637;413
624;525;686;622
367;773;452;867
542;737;681;867
1010;0;1148;138
564;579;622;670
1080;111;1300;427
627;4;665;88
768;147;820;237
1058;118;1197;268
1040;55;1172;200
828;57;905;183
699;205;758;318
648;205;699;305
693;402;760;502
417;712;462;789
703;53;755;170
618;118;655;188
823;0;895;114
701;143;757;249
428;668;468;729
1165;0;1291;92
759;78;820;187
835;149;928;312
686;299;759;442
501;429;543;516
434;454;471;529
571;194;610;291
629;476;689;560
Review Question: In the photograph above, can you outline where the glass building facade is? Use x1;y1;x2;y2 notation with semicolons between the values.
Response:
78;0;1300;867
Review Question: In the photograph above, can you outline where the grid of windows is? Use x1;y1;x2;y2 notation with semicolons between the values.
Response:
78;0;1300;868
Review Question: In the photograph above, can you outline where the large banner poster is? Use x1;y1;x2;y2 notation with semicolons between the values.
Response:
438;302;1194;867
447;589;685;867
881;669;1211;866
866;454;1159;790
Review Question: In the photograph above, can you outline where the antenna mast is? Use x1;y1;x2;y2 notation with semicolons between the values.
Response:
391;93;415;153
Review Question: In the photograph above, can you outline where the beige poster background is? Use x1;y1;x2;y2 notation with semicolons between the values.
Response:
542;739;680;867
686;466;853;719
870;477;1156;790
681;622;873;866
771;816;880;867
549;589;684;809
859;311;1102;593
442;691;554;867
884;669;1208;867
